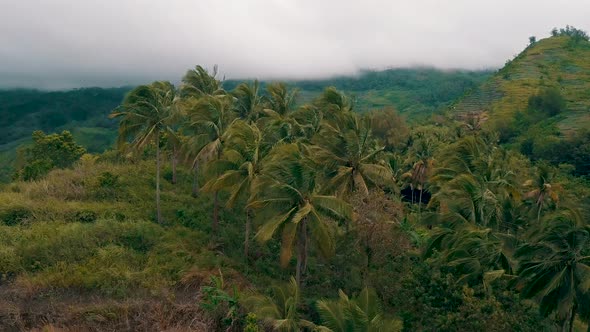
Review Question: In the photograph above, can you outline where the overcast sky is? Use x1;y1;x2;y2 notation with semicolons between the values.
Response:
1;0;589;89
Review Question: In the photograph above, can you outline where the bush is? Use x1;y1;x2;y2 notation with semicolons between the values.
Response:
528;87;566;116
93;171;121;200
73;210;98;223
0;246;20;278
0;206;33;226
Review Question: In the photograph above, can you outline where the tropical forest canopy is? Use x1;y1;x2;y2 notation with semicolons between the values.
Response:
0;29;590;331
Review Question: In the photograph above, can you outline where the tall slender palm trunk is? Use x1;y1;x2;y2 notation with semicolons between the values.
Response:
171;146;177;185
213;191;219;233
418;187;424;221
155;134;162;223
296;219;308;287
244;209;250;258
568;303;577;332
192;162;199;197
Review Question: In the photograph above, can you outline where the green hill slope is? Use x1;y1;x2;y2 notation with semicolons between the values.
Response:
0;88;130;181
453;35;590;135
227;68;491;120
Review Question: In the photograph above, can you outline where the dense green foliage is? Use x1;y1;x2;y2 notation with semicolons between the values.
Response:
0;70;487;183
228;68;492;120
0;87;129;182
13;130;86;181
1;28;590;331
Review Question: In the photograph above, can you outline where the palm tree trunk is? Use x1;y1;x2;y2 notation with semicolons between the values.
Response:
192;162;199;197
568;303;577;332
296;219;308;287
244;209;250;258
418;187;424;221
156;134;162;224
213;191;219;233
171;146;177;185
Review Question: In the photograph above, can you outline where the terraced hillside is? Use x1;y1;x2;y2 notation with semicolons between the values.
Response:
453;36;590;135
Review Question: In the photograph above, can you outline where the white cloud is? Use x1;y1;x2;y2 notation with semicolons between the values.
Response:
1;0;589;89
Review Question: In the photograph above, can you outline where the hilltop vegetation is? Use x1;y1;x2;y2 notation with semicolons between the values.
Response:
452;30;590;175
228;68;491;119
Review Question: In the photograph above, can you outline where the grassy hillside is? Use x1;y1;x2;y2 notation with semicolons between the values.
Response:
453;35;590;134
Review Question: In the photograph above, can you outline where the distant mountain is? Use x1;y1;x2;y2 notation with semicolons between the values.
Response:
227;68;492;121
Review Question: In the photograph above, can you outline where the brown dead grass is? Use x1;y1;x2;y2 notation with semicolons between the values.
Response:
0;286;214;332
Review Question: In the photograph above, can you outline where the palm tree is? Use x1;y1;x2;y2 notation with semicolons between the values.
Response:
232;80;264;122
429;136;520;230
424;223;516;285
243;277;315;331
402;138;434;217
265;82;298;117
109;81;176;223
309;112;394;197
249;144;352;286
161;129;181;184
257;82;304;144
516;209;590;332
178;65;225;196
180;65;224;98
203;120;268;256
316;287;401;332
523;163;562;222
183;94;235;232
316;86;354;115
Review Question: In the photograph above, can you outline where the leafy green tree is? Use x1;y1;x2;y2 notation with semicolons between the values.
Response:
249;144;352;285
528;87;566;116
516;209;590;332
109;81;176;223
529;36;537;45
14;130;86;181
316;287;402;332
367;107;409;152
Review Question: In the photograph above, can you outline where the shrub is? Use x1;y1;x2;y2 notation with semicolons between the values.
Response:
73;210;98;223
0;246;20;278
0;206;33;226
527;87;566;116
